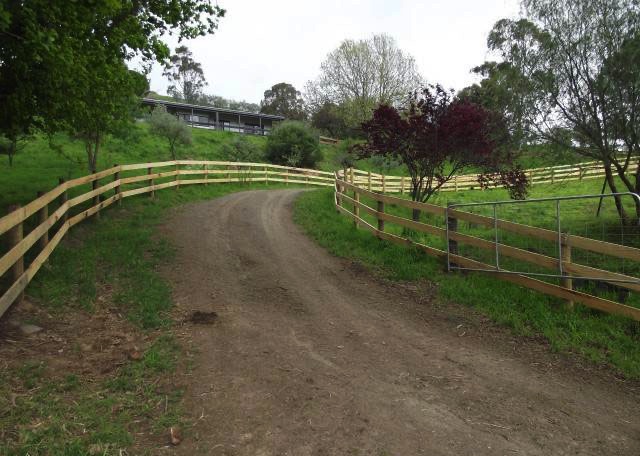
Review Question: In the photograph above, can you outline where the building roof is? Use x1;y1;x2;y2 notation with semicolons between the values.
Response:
141;97;285;121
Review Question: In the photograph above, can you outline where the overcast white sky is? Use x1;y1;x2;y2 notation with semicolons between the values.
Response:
145;0;521;103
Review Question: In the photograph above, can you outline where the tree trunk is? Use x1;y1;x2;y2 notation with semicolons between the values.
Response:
604;162;630;224
86;136;100;174
7;138;16;167
411;182;421;221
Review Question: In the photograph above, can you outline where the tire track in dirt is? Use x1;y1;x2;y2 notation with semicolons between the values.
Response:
160;189;639;456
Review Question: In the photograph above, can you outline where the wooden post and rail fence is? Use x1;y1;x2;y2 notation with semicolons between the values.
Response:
334;170;640;322
1;157;640;322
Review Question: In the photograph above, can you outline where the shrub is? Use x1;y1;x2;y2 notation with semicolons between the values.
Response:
265;121;321;168
149;106;192;160
221;135;264;162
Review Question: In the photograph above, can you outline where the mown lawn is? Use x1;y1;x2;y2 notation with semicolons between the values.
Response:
293;185;640;379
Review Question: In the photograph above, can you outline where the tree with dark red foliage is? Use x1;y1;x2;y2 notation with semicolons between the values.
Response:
355;84;528;219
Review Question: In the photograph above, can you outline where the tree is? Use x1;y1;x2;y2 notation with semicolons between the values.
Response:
260;83;306;120
311;102;348;138
305;34;423;128
265;121;321;168
199;94;260;113
0;135;26;167
164;46;208;103
149;106;192;160
0;0;225;169
355;85;527;220
482;0;640;223
458;61;536;148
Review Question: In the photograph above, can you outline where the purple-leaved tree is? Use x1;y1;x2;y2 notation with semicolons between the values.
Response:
355;84;528;220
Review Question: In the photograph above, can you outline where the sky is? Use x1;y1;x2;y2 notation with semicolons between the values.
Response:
144;0;521;104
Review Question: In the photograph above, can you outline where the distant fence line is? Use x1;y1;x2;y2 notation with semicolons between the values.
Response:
347;158;639;194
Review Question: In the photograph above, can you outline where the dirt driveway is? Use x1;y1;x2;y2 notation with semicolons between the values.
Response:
161;189;639;456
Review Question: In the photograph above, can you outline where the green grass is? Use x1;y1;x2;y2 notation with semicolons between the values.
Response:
293;187;640;378
0;335;182;456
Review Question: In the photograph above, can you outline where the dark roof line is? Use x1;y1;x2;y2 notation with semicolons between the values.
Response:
141;98;285;121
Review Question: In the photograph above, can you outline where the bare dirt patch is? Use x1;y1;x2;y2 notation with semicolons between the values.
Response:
159;189;640;456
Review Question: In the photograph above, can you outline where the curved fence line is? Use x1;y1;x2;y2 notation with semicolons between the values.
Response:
0;160;332;318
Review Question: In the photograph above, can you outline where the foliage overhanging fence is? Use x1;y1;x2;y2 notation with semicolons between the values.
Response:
0;161;333;319
335;169;640;321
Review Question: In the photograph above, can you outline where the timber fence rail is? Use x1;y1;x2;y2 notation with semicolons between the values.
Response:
0;160;334;319
344;158;640;194
334;171;640;321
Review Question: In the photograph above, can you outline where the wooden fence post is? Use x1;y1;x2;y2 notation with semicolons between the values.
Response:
148;167;154;198
349;167;354;184
551;168;555;184
578;166;583;180
447;202;458;267
92;179;101;219
368;172;372;191
265;166;268;185
113;165;121;206
335;177;342;212
227;165;231;182
286;169;289;185
561;233;574;310
377;199;385;233
248;165;252;186
454;175;458;192
176;163;180;190
59;178;68;223
37;192;49;250
204;164;208;186
7;204;24;304
354;191;360;228
382;174;386;194
400;176;405;195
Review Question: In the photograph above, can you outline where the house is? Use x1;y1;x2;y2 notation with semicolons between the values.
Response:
141;98;284;135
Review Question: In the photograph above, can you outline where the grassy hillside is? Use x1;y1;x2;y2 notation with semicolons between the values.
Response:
0;124;271;211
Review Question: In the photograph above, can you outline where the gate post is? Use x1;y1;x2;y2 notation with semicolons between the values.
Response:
561;233;574;310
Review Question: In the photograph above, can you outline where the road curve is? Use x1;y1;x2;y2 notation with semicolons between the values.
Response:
160;189;639;456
